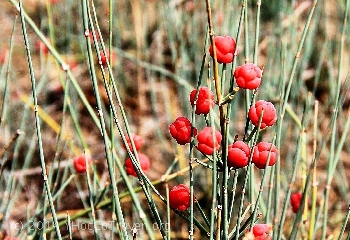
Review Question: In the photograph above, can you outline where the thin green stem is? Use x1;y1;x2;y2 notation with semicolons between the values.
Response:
18;0;61;238
206;0;221;104
275;99;311;239
338;204;350;240
281;0;318;117
89;3;164;238
8;0;101;130
188;33;209;240
0;16;16;132
81;0;127;238
322;0;349;237
85;152;99;239
250;136;276;230
235;111;264;240
253;0;261;64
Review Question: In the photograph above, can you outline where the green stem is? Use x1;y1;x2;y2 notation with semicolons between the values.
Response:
338;204;350;240
85;152;99;239
81;0;127;238
322;0;349;237
249;136;276;230
18;0;61;238
253;0;261;64
0;16;17;132
281;0;318;118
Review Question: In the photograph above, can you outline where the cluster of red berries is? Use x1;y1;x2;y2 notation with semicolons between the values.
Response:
167;35;279;213
123;134;150;177
208;36;264;90
72;134;150;178
227;141;277;169
170;87;220;155
169;90;278;169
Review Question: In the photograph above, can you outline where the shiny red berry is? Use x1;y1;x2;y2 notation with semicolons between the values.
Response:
252;224;272;240
169;184;190;211
124;153;150;177
248;100;277;129
123;134;143;151
197;127;222;155
209;36;236;64
290;192;303;213
227;141;250;168
169;117;197;145
234;63;262;90
252;142;277;169
189;87;215;115
73;154;92;173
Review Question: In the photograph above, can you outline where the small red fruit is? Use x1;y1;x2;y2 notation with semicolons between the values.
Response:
227;141;250;168
35;39;50;55
0;49;8;65
234;63;263;90
290;192;303;213
98;50;117;67
189;87;215;115
197;127;222;155
252;142;277;169
73;154;92;173
87;29;100;42
169;184;190;211
209;36;236;64
49;0;61;4
252;224;272;240
4;237;20;240
124;153;150;177
123;134;143;151
248;100;277;129
169;117;197;145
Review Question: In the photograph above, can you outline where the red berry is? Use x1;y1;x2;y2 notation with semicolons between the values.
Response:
123;134;143;151
290;192;303;213
87;29;100;42
248;100;277;129
4;237;20;240
98;50;117;67
252;142;277;169
0;49;8;65
169;117;197;145
252;224;272;240
66;59;78;70
169;184;190;211
124;153;150;177
49;0;61;4
73;154;92;173
189;87;215;115
196;127;222;155
234;63;262;90
227;141;250;168
35;39;50;55
209;36;236;64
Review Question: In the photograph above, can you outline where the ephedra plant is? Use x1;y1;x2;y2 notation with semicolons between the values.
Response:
1;0;350;239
